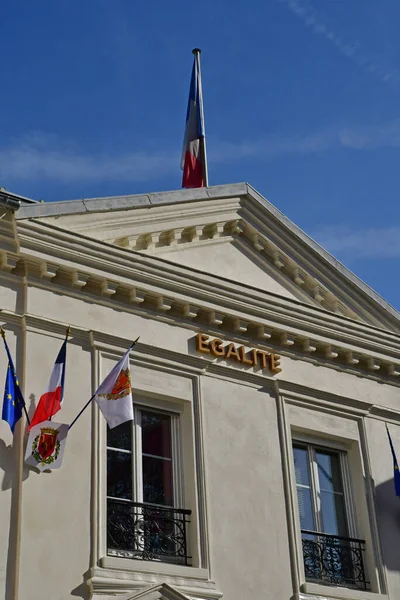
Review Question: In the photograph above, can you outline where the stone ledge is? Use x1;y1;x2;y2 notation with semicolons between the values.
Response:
87;562;222;600
5;251;400;383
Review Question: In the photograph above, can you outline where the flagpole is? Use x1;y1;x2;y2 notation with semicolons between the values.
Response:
68;336;140;431
68;394;96;430
0;327;30;425
192;48;209;187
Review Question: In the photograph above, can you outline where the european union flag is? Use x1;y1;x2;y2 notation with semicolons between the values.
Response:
1;337;25;433
2;365;24;432
386;424;400;497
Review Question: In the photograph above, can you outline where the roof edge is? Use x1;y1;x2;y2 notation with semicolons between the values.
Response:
0;188;39;211
0;190;21;211
13;181;399;324
245;183;400;323
15;183;249;220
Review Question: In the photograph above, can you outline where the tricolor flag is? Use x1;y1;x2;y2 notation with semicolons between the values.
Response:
29;337;67;429
181;50;207;188
386;424;400;497
94;346;134;429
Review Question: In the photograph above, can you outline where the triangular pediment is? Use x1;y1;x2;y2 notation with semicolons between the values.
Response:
16;183;400;330
157;236;313;304
118;582;190;600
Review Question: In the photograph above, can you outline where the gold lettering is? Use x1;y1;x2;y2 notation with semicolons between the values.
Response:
239;346;253;365
210;338;225;357
269;353;282;373
225;342;241;362
196;333;210;353
257;350;270;369
195;334;283;374
250;349;258;366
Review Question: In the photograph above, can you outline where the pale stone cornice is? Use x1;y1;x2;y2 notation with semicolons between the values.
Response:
4;218;400;385
15;182;400;329
87;565;222;600
246;184;400;328
15;184;248;219
23;191;378;324
3;311;400;426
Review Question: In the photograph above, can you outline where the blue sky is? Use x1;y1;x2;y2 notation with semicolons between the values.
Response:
1;0;400;310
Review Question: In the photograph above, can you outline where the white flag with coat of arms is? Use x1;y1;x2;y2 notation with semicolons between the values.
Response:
94;347;133;429
25;420;69;472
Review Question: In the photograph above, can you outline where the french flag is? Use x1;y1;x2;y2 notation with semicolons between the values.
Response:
29;338;67;429
181;52;206;188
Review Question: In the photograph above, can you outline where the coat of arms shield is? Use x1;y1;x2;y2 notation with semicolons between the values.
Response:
25;420;69;472
38;427;58;460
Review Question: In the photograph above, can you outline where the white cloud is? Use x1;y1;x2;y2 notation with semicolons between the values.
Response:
279;0;400;89
212;119;400;162
210;128;336;161
0;134;178;184
338;121;400;150
312;225;400;260
1;118;400;186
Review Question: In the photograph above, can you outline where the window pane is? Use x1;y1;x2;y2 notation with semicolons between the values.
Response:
293;445;311;487
296;487;315;531
320;491;348;536
107;421;132;451
142;411;172;458
316;450;343;493
107;450;132;499
142;456;173;506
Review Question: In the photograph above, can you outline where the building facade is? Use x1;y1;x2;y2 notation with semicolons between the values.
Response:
0;183;399;600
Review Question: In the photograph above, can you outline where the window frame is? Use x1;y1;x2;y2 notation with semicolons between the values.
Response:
106;402;184;510
290;434;371;593
131;404;184;509
292;439;357;539
105;401;187;564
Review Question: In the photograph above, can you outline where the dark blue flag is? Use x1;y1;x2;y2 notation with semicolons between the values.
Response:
1;337;26;433
386;424;400;497
2;365;23;432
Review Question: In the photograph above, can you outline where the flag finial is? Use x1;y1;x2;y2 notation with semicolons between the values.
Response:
66;326;71;338
192;48;201;55
0;327;5;340
130;336;140;348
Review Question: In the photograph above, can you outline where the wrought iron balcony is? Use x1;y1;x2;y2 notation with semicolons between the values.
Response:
107;498;192;565
301;530;369;590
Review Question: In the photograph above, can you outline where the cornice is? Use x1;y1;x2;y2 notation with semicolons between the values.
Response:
246;184;400;326
87;558;223;599
15;183;248;220
44;196;242;244
278;380;374;417
28;191;385;326
2;310;400;423
6;219;400;383
105;211;355;321
240;197;391;328
16;182;399;330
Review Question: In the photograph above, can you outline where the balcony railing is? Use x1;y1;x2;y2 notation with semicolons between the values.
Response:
107;498;192;565
301;530;369;590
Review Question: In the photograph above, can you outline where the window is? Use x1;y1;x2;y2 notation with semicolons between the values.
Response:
106;406;191;565
292;442;368;590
